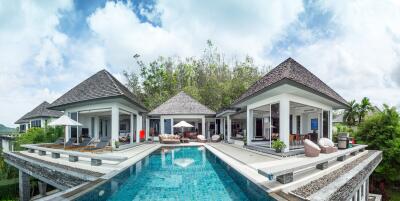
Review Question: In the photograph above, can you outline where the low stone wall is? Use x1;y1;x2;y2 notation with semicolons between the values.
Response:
4;152;88;189
329;151;382;200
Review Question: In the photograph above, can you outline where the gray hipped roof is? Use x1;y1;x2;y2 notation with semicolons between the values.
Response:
233;58;348;107
49;70;147;111
149;91;216;116
15;101;63;124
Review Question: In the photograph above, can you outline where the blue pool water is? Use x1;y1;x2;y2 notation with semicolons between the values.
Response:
75;146;274;201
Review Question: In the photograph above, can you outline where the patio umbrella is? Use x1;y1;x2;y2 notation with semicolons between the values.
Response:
173;121;194;135
49;115;82;148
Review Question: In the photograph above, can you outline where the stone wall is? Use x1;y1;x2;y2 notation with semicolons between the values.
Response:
4;152;87;189
329;152;382;201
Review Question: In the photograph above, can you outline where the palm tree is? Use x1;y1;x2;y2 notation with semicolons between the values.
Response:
344;100;359;126
358;97;373;123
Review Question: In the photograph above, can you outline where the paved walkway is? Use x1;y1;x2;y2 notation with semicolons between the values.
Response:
208;143;278;170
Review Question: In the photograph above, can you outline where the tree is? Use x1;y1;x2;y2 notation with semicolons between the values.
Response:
124;41;263;111
344;100;359;126
357;97;374;123
355;105;400;191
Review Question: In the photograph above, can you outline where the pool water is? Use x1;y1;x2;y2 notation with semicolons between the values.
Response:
75;146;274;201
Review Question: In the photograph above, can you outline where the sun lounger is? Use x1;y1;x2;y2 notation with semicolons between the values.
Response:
81;138;111;152
64;137;93;150
42;138;76;148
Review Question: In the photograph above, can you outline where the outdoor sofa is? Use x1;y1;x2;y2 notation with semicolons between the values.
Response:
211;135;221;142
197;135;207;143
159;134;181;144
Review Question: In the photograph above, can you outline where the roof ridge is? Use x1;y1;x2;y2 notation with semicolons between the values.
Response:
102;70;124;95
179;91;215;111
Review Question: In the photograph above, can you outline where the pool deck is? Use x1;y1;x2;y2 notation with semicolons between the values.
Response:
5;142;381;201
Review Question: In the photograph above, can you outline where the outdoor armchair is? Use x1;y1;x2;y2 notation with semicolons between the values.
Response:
304;139;321;157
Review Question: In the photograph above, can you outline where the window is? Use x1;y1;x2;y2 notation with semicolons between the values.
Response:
70;112;78;138
19;124;26;132
289;115;293;133
31;120;41;128
150;119;160;137
271;103;280;140
323;110;329;138
164;119;172;134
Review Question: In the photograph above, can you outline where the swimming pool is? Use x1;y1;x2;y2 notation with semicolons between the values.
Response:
75;146;275;201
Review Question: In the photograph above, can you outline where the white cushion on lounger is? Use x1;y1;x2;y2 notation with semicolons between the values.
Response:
318;138;334;147
197;135;206;140
211;135;220;140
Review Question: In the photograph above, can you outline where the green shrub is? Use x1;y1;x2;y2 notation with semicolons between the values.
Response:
272;140;286;152
0;178;18;200
355;105;400;183
14;126;64;151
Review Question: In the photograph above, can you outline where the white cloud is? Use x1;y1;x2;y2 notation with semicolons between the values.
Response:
2;0;400;127
87;0;304;69
285;0;400;108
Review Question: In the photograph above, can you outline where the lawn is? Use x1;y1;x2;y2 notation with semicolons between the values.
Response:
388;188;400;201
0;178;18;200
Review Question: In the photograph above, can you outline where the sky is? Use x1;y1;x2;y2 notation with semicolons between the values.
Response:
1;0;400;127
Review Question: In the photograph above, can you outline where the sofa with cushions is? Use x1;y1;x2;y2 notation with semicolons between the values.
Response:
159;134;181;144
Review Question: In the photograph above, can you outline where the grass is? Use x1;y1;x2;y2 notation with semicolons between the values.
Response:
388;188;400;201
0;178;18;200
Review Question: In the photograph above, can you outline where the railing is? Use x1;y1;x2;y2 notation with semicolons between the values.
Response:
21;144;127;166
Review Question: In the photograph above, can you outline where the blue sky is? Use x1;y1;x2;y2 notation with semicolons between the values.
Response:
1;0;400;127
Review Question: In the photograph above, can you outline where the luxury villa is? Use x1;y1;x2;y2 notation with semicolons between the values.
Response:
15;101;63;133
6;58;382;201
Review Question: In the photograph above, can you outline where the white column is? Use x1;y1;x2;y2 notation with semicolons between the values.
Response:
160;116;165;134
94;116;99;139
65;126;70;142
145;118;150;140
76;112;80;143
111;106;119;148
201;116;206;137
219;118;224;134
130;113;134;144
247;109;253;145
329;110;333;140
279;97;290;152
227;115;232;142
221;119;225;137
136;114;142;142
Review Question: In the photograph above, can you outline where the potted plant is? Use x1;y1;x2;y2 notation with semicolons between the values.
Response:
272;140;286;153
114;141;120;149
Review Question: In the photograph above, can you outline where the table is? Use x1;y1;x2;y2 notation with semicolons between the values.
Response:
181;138;190;143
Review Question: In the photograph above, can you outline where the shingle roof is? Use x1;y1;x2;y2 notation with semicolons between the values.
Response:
49;70;147;111
149;91;216;115
232;58;348;107
15;101;63;124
